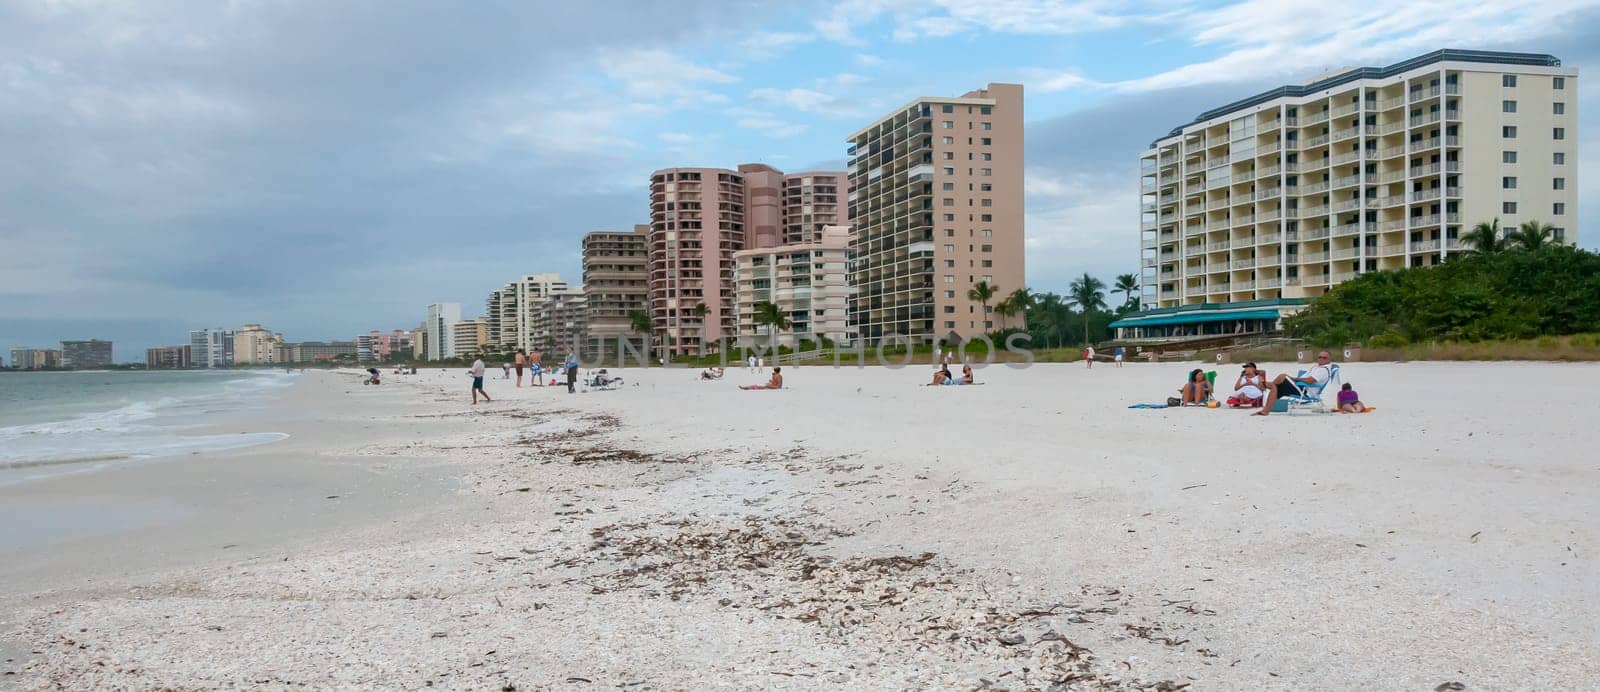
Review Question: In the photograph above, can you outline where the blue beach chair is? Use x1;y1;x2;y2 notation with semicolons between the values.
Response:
1271;363;1341;413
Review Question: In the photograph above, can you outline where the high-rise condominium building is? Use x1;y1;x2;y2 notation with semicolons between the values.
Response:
357;329;412;363
145;345;192;369
582;226;649;356
1135;50;1578;327
9;348;61;370
487;273;572;353
451;317;488;358
532;289;587;355
190;329;234;368
734;224;855;349
846;83;1025;343
60;339;114;368
233;325;284;365
425;303;462;361
648;164;845;355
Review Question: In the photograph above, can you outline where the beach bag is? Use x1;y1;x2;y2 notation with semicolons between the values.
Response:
1166;396;1182;407
1225;395;1240;407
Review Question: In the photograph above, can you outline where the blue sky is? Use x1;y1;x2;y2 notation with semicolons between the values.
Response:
2;0;1598;359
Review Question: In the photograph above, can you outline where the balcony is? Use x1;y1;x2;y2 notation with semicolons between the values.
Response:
1331;103;1359;118
1258;141;1282;156
1409;112;1441;127
1409;85;1441;102
1333;199;1361;212
1410;188;1442;202
1304;227;1332;240
1331;222;1366;237
1302;180;1330;194
1379;145;1407;159
1376;195;1406;207
1206;176;1232;190
1378;121;1406;135
1257;209;1280;222
1379;219;1407;231
1332;247;1360;259
1208;241;1231;252
1333;173;1363;188
1259;233;1281;244
1412;213;1443;226
1379;97;1405;110
1257;255;1281;266
1331;151;1361;166
1303;134;1330;148
1260;278;1282;289
1333;126;1359;142
1408;137;1440;152
1331;271;1358;283
1257;164;1281;178
1205;219;1230;231
1302;251;1329;262
1300;205;1327;217
1231;259;1255;269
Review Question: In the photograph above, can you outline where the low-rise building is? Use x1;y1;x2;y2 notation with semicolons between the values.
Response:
145;345;192;369
290;341;357;363
60;339;114;368
734;224;855;349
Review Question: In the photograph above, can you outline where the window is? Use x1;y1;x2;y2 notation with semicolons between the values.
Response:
943;305;954;313
1554;152;1566;165
980;244;992;252
942;244;954;252
942;213;955;221
982;260;992;268
980;214;993;222
1553;127;1566;140
1501;100;1516;113
980;106;992;115
943;260;955;268
1554;102;1565;115
982;229;992;237
943;166;954;175
983;274;992;283
943;275;954;284
1554;177;1566;190
981;137;991;145
942;151;954;160
942;198;954;206
980;153;992;161
1502;151;1517;163
942;136;954;144
980;183;992;192
944;229;954;237
1502;176;1517;189
944;321;956;329
979;168;992;176
1503;201;1518;214
1502;75;1517;87
1554;77;1565;89
942;182;954;190
980;199;993;207
981;122;992;130
941;120;954;129
941;104;953;113
1502;126;1517;138
1554;202;1566;216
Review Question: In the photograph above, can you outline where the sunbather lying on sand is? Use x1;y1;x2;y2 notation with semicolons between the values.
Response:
740;367;783;390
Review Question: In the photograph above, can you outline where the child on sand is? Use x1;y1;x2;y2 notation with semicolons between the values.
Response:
1337;382;1369;413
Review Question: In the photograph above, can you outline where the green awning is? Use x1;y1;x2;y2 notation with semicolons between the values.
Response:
1110;309;1282;329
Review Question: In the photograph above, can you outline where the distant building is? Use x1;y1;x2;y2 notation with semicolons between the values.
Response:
425;303;461;361
734;224;855;349
233;324;285;365
583;226;650;357
145;345;192;369
60;339;114;368
290;341;357;363
846;83;1025;342
190;329;235;368
648;164;847;355
486;274;573;354
356;329;412;362
532;289;587;355
451;317;489;359
9;348;61;370
411;323;429;360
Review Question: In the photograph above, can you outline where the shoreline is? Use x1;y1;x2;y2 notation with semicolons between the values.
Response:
6;363;1598;688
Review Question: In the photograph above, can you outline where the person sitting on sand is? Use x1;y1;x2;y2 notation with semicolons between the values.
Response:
931;366;953;386
1255;351;1334;416
1231;362;1266;407
741;366;782;390
1180;368;1211;405
960;364;975;385
700;366;724;380
1337;382;1368;413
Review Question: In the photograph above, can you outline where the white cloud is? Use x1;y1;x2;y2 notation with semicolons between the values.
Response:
1023;166;1141;290
598;48;737;101
749;85;864;118
853;53;887;67
729;107;809;138
737;31;814;59
815;0;1163;44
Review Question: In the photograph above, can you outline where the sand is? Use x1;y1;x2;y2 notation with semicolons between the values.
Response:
3;360;1597;690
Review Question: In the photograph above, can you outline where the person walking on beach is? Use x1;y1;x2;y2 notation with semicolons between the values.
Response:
1114;345;1125;368
934;345;943;370
563;349;578;393
757;355;764;372
469;358;492;405
747;354;757;373
1084;345;1095;369
530;350;544;385
514;350;526;387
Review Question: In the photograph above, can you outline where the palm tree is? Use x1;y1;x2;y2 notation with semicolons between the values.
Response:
967;280;997;333
1462;219;1504;254
692;302;710;355
1068;273;1108;346
1031;292;1067;347
628;309;652;362
1508;220;1555;251
1113;273;1139;311
752;301;791;359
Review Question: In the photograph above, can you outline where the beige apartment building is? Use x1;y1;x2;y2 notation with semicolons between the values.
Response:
582;226;649;355
1134;50;1578;330
451;317;488;358
233;324;284;365
487;273;572;354
734;224;855;349
648;163;845;355
530;287;586;355
846;83;1025;343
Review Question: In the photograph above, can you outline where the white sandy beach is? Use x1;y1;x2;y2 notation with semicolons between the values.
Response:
4;360;1598;690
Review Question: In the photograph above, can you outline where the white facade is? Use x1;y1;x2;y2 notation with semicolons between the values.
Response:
425;303;462;360
189;328;234;368
1139;50;1578;309
487;273;572;354
734;224;855;348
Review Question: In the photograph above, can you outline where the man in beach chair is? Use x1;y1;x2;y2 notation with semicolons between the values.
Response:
1254;351;1337;416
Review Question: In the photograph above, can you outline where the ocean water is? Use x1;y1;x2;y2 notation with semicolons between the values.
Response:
0;370;294;485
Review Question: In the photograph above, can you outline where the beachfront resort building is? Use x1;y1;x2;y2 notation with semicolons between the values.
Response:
356;329;411;363
424;303;462;361
451;317;489;358
582;226;649;357
8;348;61;370
190;329;235;368
648;164;846;355
845;83;1026;343
145;345;192;369
60;339;114;368
287;341;356;363
233;325;285;365
1126;49;1579;339
486;273;573;354
733;224;855;349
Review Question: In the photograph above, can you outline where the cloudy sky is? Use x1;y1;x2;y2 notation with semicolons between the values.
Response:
3;0;1598;359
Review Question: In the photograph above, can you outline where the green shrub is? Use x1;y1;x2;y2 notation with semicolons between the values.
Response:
1367;332;1409;348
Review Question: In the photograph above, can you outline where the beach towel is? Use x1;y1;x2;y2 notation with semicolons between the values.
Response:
1128;403;1169;409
